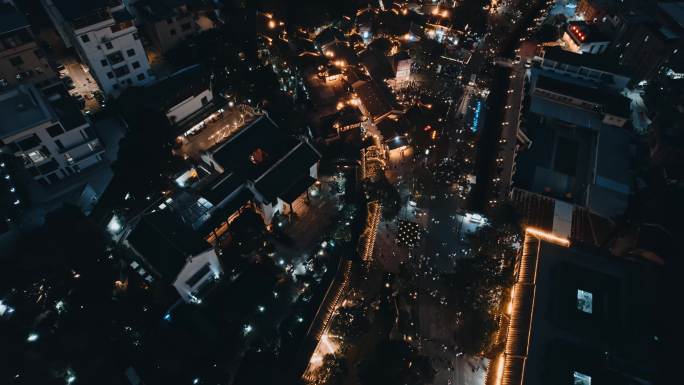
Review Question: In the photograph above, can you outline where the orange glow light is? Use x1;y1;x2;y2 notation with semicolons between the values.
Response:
525;227;570;247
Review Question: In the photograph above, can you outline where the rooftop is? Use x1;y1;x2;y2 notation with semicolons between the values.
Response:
126;206;210;280
567;22;610;44
501;232;659;385
120;64;211;115
352;80;397;120
52;0;119;22
0;2;30;35
0;86;52;139
42;83;87;130
208;115;298;181
253;141;321;203
534;74;631;118
541;46;630;77
134;0;191;23
658;2;684;31
511;188;616;248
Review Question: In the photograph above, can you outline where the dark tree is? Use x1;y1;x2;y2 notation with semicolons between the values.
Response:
357;339;435;385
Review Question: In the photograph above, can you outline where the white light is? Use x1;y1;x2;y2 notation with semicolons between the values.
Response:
106;215;122;234
228;101;235;107
243;324;253;335
257;305;265;313
27;333;39;342
193;378;199;384
65;369;76;384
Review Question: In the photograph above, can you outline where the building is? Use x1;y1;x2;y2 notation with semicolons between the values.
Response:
352;80;401;123
42;0;152;96
200;114;321;226
532;75;630;127
610;5;684;82
121;198;223;303
537;46;631;90
512;72;634;218
118;64;216;136
0;84;105;188
129;0;202;54
0;1;57;89
562;22;611;54
0;1;56;88
392;51;412;83
498;228;659;385
510;188;616;249
576;0;620;22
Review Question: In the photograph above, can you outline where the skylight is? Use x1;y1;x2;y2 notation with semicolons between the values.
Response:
576;289;593;314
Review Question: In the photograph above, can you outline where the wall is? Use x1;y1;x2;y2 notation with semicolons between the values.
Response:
172;248;222;303
166;88;212;124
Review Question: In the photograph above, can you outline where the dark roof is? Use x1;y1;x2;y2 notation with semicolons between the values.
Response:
209;115;298;180
134;0;190;23
42;83;87;130
324;41;358;65
0;3;29;34
315;27;344;47
359;49;394;80
658;2;684;31
376;115;410;139
502;234;659;385
127;208;209;279
352;80;396;120
52;0;113;22
567;22;610;44
198;188;253;235
0;86;51;138
119;64;211;116
542;46;629;77
535;75;631;118
254;141;321;203
511;188;615;248
335;106;364;127
203;172;244;206
112;7;134;22
280;175;316;203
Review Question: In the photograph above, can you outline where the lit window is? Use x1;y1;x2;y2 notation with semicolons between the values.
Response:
573;371;591;385
576;289;593;314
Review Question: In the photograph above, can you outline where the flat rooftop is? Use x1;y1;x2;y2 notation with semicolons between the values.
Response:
534;74;631;118
0;2;30;35
0;86;52;139
52;0;114;22
541;46;629;77
502;233;660;385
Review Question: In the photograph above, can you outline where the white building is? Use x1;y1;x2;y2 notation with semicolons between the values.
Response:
122;199;224;304
42;0;152;96
172;248;222;303
0;84;104;187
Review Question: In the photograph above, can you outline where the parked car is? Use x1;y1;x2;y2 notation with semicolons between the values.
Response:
73;94;85;109
92;91;106;107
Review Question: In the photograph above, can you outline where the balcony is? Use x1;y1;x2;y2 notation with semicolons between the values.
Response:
63;139;104;164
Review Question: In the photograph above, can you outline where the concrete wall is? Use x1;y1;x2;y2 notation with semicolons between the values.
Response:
173;248;222;303
166;88;212;124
